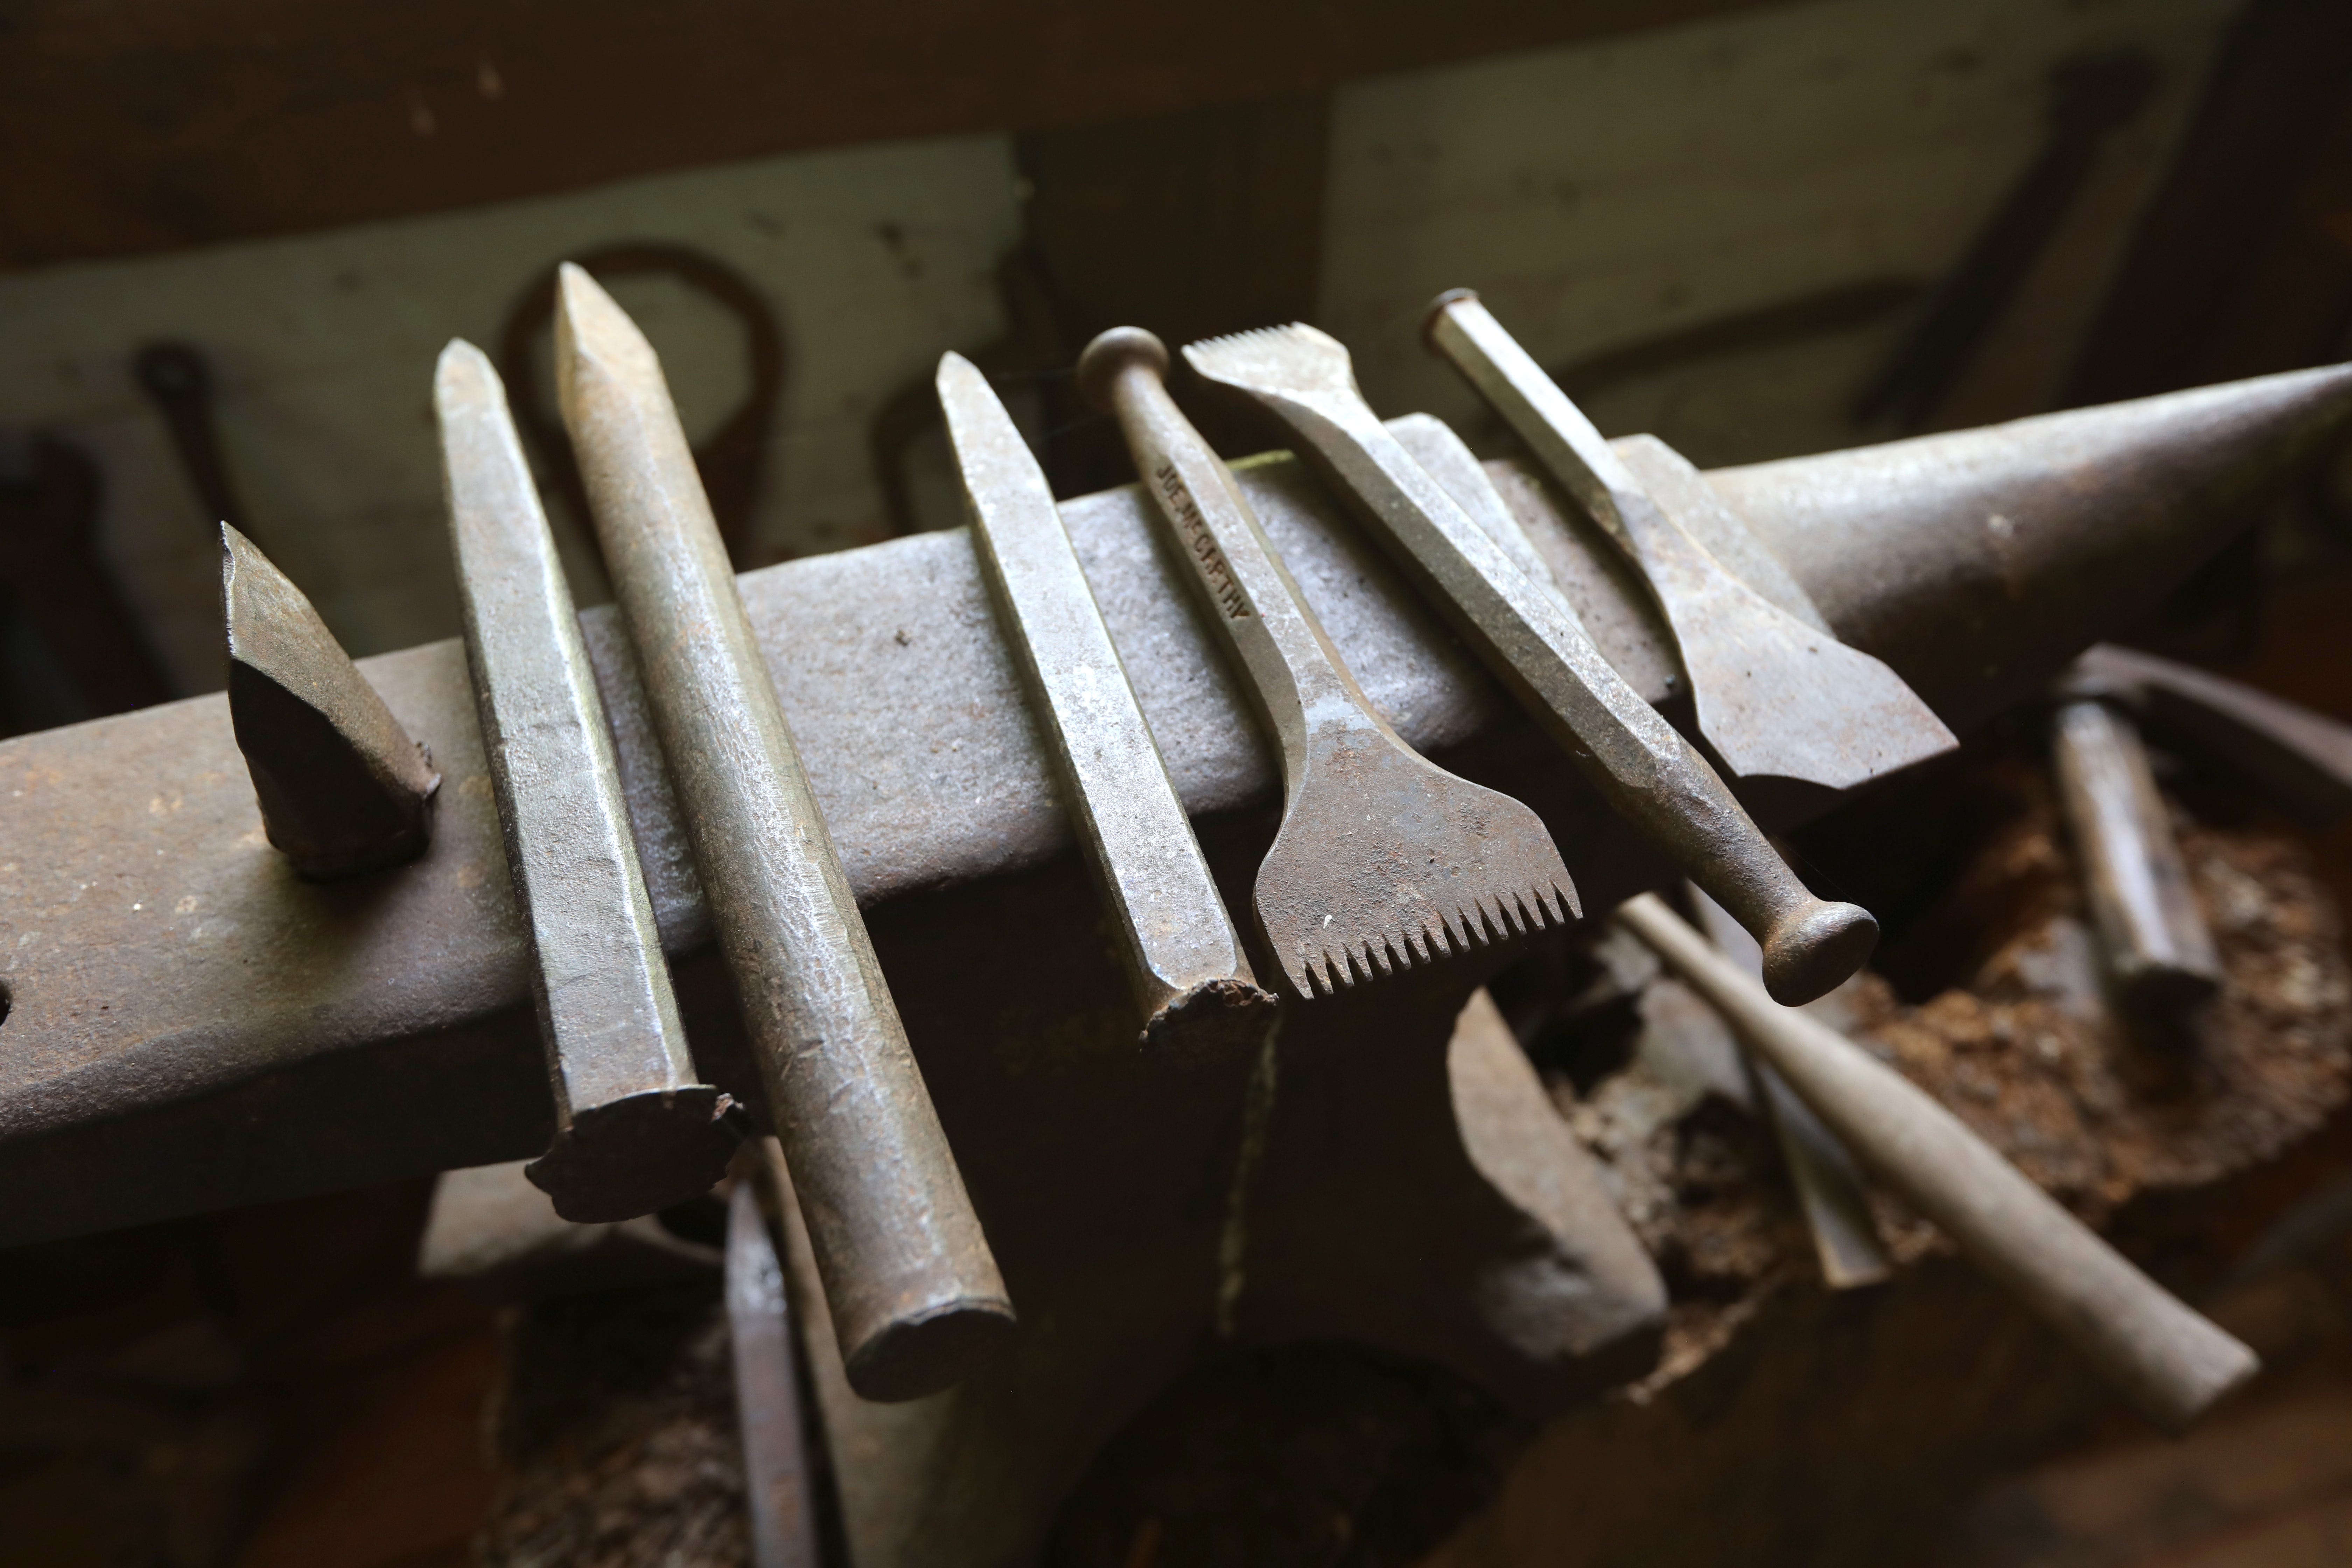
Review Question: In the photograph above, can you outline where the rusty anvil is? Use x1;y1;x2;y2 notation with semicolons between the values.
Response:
2;365;2347;1566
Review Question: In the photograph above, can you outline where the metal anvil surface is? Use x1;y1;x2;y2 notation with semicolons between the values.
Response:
1;369;2345;1248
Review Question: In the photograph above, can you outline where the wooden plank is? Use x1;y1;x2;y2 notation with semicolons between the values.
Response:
2065;0;2352;405
0;0;1786;273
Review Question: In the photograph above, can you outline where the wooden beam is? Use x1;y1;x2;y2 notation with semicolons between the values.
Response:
0;0;1787;273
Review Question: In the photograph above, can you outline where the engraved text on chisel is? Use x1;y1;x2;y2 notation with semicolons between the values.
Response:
1156;462;1252;619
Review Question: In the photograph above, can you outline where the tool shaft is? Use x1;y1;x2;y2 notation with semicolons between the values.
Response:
1620;892;2258;1431
439;340;732;1223
2051;696;2222;1008
939;352;1271;1041
1090;333;1384;784
556;265;1010;1401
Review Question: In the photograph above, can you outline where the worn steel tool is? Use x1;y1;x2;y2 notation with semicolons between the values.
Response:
2077;643;2352;825
556;264;1014;1401
221;524;439;878
729;1152;824;1568
1079;328;1578;1000
438;340;734;1223
2049;679;2222;1013
1689;885;1891;1289
1619;891;2259;1431
1426;290;1958;792
939;352;1278;1044
1186;324;1876;1005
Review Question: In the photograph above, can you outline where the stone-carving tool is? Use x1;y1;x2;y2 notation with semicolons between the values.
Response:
1079;327;1578;1001
1618;891;2259;1432
437;340;735;1223
1183;323;1876;1005
2049;676;2222;1012
1688;884;1891;1290
1426;289;1958;792
938;351;1278;1044
221;524;439;879
555;264;1013;1401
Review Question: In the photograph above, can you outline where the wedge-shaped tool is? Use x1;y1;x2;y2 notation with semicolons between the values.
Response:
556;265;1013;1401
1426;290;1957;792
2049;682;2221;1013
938;353;1278;1046
1079;328;1577;1000
1184;323;1875;1006
221;524;439;878
437;341;734;1224
1688;885;1891;1290
1619;892;2259;1432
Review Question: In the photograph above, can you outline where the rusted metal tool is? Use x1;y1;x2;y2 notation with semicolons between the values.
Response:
1079;327;1578;1000
221;524;438;878
1186;323;1876;1006
1619;891;2259;1431
2077;643;2352;825
556;264;1013;1401
1688;885;1891;1290
939;351;1278;1044
438;340;734;1223
1426;290;1958;792
2049;678;2222;1012
729;1154;824;1568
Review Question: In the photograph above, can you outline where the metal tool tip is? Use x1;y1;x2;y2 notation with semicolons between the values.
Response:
842;1295;1019;1403
1761;899;1880;1006
936;350;983;392
1422;288;1483;346
432;337;503;408
553;262;660;399
1076;327;1170;411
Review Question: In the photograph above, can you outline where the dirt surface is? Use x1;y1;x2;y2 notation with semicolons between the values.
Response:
1554;757;2352;1402
475;1283;749;1568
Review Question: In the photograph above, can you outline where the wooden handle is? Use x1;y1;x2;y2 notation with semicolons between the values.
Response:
1617;892;2258;1430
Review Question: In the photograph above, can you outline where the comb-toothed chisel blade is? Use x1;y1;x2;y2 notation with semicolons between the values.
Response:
938;352;1276;1049
437;339;734;1224
221;524;439;879
1184;322;1875;1007
1427;290;1958;792
556;264;1013;1402
1079;328;1578;1001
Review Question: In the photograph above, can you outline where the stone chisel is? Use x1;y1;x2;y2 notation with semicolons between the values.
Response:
1183;324;1876;1007
1426;289;1957;793
937;353;1278;1048
554;265;1013;1401
1618;892;2259;1432
1079;328;1578;1001
436;340;734;1224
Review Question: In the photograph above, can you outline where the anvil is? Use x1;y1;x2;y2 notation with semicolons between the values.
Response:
2;364;2345;1566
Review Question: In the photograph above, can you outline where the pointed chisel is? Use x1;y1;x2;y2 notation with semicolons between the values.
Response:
437;341;735;1223
938;353;1277;1047
555;266;1013;1401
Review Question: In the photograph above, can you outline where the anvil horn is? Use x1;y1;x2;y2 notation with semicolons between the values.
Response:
1714;363;2352;728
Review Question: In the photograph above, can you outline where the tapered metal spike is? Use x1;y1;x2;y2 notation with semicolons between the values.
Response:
222;524;438;879
436;338;734;1225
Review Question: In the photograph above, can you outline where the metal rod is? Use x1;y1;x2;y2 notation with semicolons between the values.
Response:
938;351;1276;1046
729;1167;825;1568
1618;891;2259;1431
2050;692;2223;1011
438;339;734;1223
555;263;1013;1401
